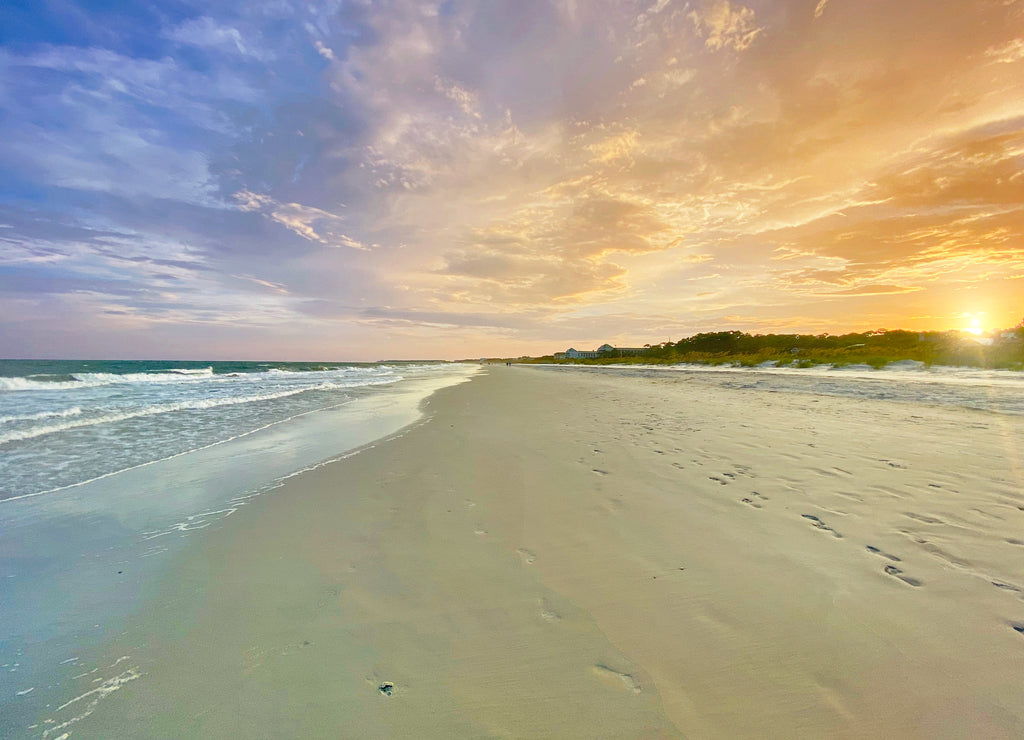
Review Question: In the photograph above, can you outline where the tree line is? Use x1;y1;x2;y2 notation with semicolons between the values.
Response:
526;324;1024;370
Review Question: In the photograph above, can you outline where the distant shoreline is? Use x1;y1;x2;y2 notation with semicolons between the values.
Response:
523;328;1024;370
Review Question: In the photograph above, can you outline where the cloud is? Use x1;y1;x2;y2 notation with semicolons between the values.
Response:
164;16;270;61
440;249;626;303
4;0;1024;358
0;46;254;206
234;190;369;249
818;284;923;297
986;38;1024;64
232;274;291;294
689;1;763;52
434;77;481;118
588;129;641;163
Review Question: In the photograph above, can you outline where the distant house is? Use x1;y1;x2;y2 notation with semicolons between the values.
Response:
608;346;648;357
559;343;649;360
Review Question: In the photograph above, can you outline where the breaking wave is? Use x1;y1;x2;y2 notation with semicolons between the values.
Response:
0;377;398;446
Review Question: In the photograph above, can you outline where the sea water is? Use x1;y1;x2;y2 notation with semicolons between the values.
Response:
0;360;473;500
0;360;479;737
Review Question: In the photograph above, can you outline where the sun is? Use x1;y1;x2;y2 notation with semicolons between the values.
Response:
963;316;985;335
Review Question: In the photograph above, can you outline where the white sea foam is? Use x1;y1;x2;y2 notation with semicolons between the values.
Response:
0;362;471;501
0;396;357;503
41;666;141;739
0;373;215;392
69;369;217;385
0;407;83;425
0;365;399;392
0;379;394;446
0;377;85;392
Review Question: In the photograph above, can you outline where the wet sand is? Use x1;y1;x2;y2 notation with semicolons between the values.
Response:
64;365;1024;738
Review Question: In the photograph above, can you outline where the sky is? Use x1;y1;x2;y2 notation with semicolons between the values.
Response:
1;0;1023;360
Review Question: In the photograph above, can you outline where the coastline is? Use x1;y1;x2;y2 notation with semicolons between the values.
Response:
39;365;1024;738
0;365;478;738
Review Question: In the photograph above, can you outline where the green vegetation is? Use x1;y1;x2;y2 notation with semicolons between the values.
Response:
524;325;1024;370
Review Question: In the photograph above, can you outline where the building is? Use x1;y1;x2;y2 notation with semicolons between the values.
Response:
607;346;649;357
558;344;649;359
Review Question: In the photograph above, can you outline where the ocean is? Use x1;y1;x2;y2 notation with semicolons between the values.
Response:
0;360;474;501
0;359;479;737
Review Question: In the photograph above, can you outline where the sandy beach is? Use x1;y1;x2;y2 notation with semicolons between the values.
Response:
63;365;1024;738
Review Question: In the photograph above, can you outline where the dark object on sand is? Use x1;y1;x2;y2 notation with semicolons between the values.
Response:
378;682;394;696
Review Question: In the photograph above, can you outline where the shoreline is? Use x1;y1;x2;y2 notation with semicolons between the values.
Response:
0;367;478;737
33;365;1024;738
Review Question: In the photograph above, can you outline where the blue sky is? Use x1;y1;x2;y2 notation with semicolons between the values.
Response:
2;1;1023;359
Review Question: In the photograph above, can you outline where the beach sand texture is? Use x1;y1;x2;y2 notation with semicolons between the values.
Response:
70;366;1024;738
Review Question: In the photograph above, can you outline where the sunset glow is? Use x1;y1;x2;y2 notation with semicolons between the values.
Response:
1;1;1023;359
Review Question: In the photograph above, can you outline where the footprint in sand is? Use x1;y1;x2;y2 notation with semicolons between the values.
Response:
902;511;944;525
801;514;842;538
539;598;561;622
991;580;1023;594
591;664;641;694
517;548;536;565
884;564;922;587
1011;622;1024;635
741;492;767;509
866;545;901;562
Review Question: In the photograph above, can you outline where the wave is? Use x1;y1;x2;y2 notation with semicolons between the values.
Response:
0;406;83;425
0;376;90;391
0;396;359;503
265;366;397;377
0;372;216;392
166;367;214;375
0;365;399;392
69;369;216;384
0;380;352;445
0;374;402;445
